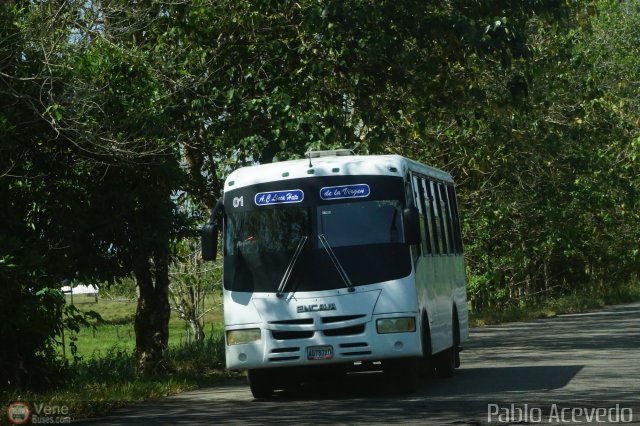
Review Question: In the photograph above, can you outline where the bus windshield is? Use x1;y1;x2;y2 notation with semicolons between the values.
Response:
225;208;310;256
317;200;403;247
223;200;411;293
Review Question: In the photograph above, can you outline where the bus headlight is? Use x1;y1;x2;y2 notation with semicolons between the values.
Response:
226;328;261;345
376;317;416;334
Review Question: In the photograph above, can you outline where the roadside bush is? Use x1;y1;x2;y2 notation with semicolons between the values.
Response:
67;346;137;388
165;328;226;375
99;277;137;300
62;327;226;391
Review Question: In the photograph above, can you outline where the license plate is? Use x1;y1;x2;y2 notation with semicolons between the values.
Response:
306;345;333;361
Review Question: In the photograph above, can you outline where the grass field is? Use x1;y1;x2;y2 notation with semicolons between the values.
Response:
61;293;224;360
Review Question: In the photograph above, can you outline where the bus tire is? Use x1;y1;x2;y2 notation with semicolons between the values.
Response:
420;314;436;379
434;346;455;377
248;369;274;399
453;309;461;368
435;310;459;377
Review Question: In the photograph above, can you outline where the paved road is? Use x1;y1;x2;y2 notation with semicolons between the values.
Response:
76;302;640;425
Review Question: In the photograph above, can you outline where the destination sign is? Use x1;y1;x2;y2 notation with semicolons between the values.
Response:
255;189;304;206
320;184;370;200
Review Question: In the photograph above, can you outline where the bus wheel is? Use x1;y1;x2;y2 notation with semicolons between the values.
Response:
248;369;274;399
434;346;455;377
383;357;420;393
435;313;459;377
420;315;436;379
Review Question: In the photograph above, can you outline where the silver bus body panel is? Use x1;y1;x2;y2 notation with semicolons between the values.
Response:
224;275;423;370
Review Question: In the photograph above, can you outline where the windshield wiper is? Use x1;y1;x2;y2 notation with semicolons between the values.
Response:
389;207;399;242
318;234;355;293
276;236;308;298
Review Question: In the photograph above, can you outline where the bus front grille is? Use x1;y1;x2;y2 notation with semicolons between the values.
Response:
271;330;315;340
338;341;370;356
271;347;300;353
322;324;366;337
268;356;300;362
269;319;314;325
321;314;366;324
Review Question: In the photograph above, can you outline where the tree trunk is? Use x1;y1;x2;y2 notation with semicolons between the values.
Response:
188;284;205;342
134;253;171;374
188;318;205;343
133;173;173;374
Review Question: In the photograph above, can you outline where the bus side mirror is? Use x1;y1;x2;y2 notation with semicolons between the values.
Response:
201;218;219;261
403;207;421;245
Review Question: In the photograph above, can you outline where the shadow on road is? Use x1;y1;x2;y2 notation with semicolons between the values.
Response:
75;365;584;425
426;364;583;395
267;364;583;401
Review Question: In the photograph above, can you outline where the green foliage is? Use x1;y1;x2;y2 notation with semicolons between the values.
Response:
470;280;640;326
0;286;64;391
62;303;104;363
386;0;640;310
169;239;222;341
0;284;100;390
2;333;230;421
67;346;138;388
99;277;138;300
164;330;226;374
61;329;225;389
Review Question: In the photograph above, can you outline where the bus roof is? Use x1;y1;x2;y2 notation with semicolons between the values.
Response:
224;154;453;191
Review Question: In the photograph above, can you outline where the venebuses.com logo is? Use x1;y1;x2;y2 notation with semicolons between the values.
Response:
6;402;31;425
6;401;71;425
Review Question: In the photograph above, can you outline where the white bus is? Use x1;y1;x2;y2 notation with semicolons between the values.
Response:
202;150;468;397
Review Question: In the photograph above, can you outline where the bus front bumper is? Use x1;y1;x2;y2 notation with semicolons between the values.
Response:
225;316;422;370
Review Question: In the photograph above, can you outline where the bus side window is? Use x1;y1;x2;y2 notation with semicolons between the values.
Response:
447;185;463;253
409;175;422;257
419;178;434;255
426;180;442;255
433;182;449;254
414;176;432;255
438;183;453;255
